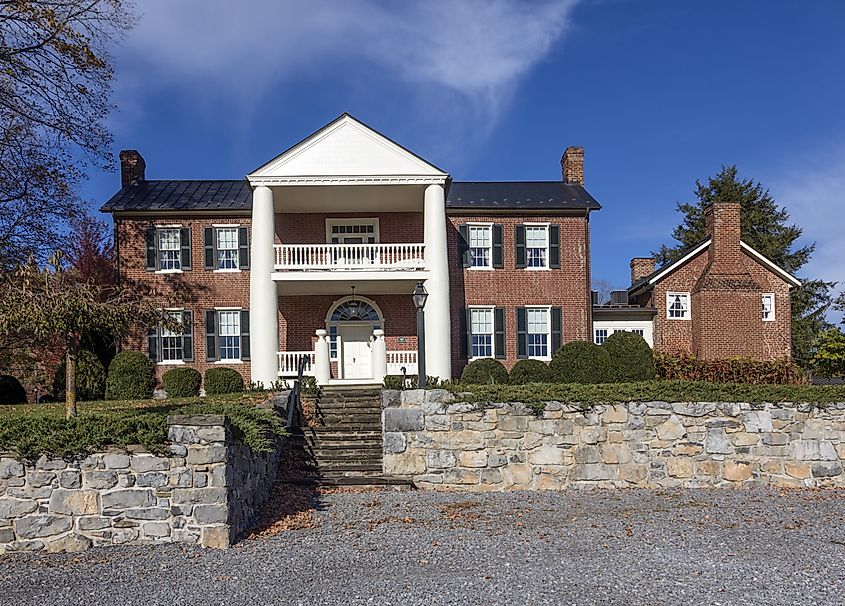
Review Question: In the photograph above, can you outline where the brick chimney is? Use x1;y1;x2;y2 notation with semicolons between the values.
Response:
704;201;742;271
561;146;584;185
693;200;763;359
630;257;656;284
119;150;146;187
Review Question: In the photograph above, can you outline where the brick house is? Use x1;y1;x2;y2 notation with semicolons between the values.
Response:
592;201;801;360
102;114;599;386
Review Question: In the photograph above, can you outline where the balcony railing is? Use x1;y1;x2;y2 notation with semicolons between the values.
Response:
387;350;418;376
277;349;418;377
274;243;425;271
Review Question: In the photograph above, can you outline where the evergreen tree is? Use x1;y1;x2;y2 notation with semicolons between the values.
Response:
653;165;834;368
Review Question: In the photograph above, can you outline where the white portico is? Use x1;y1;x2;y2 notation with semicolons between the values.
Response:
246;113;452;386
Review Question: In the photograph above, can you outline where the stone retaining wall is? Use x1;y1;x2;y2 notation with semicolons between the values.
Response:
382;389;845;491
0;414;283;554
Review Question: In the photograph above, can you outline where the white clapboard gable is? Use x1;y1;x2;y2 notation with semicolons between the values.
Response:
248;114;447;182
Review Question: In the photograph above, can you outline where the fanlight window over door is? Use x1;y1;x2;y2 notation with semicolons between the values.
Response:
330;300;380;322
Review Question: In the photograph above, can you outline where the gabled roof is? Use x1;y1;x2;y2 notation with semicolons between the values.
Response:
629;239;802;296
100;180;251;213
246;113;448;184
447;181;601;211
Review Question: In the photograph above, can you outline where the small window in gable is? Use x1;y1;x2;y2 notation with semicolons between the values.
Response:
762;293;775;321
666;292;690;320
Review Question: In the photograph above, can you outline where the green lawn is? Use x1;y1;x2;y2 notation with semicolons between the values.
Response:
0;391;286;460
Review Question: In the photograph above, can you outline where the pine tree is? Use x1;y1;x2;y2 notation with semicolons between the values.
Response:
653;165;834;368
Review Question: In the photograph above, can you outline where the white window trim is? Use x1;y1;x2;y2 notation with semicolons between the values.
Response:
468;305;496;360
594;328;609;345
524;223;550;272
213;226;241;272
213;268;242;273
325;218;380;244
466;222;494;271
666;292;691;320
157;360;186;366
212;223;240;228
526;305;552;361
156;309;188;364
155;224;183;228
215;308;243;363
762;293;776;322
154;269;183;275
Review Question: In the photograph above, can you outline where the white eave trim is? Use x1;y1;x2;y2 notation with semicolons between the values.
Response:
636;238;801;290
647;240;711;285
740;241;802;287
246;175;447;187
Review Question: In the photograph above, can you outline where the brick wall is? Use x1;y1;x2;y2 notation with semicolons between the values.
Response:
274;212;424;244
446;213;591;374
117;215;252;382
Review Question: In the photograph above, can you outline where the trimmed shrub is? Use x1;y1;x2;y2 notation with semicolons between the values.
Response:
53;350;106;402
549;341;611;384
105;351;156;400
162;367;202;398
460;358;509;385
204;367;244;395
0;375;27;405
509;359;553;385
655;353;804;385
602;331;656;382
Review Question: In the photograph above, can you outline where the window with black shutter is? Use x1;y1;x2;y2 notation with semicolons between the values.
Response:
514;225;527;269
492;224;504;268
549;225;561;269
494;307;506;359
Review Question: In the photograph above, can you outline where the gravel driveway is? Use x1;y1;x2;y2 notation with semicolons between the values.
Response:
2;488;844;605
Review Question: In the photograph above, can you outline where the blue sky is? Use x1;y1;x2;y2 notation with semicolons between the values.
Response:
85;0;845;299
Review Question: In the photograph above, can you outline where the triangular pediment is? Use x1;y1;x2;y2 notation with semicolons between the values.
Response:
247;114;448;183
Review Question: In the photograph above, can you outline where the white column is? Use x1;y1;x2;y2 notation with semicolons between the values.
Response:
314;329;331;385
423;183;452;380
371;329;387;385
249;185;279;387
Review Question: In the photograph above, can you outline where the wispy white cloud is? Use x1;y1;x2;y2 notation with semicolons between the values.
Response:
112;0;579;146
768;148;845;321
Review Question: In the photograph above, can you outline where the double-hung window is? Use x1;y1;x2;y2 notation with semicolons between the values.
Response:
205;309;250;362
146;226;191;272
525;226;549;268
470;308;494;358
526;307;550;358
468;225;492;268
158;229;181;270
762;294;775;321
203;226;249;271
594;328;609;345
148;310;194;363
667;292;690;320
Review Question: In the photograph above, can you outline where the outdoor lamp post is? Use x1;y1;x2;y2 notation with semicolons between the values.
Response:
412;281;429;388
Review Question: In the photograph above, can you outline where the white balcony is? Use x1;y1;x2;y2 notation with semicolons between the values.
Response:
277;349;418;379
274;243;425;272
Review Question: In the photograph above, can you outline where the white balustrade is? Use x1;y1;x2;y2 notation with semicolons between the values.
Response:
277;351;316;377
386;350;418;376
274;243;425;271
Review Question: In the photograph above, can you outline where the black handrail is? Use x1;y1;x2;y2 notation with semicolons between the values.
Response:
286;354;309;430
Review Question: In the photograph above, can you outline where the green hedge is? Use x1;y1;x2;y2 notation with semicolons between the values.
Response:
461;358;509;385
204;367;244;395
105;351;155;400
550;341;611;383
53;350;106;402
162;367;202;398
509;359;553;385
0;375;27;405
603;332;655;382
655;353;803;385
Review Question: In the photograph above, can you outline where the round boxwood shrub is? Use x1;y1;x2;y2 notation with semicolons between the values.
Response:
460;358;509;384
508;359;553;385
0;375;27;405
603;331;656;382
105;351;155;400
53;350;106;402
204;367;244;395
550;341;611;384
162;367;202;398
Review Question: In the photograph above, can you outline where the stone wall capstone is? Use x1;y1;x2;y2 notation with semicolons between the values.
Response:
0;414;283;554
383;389;845;491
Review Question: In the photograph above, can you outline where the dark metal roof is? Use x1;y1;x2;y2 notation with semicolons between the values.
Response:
447;181;601;211
101;179;602;213
100;180;251;213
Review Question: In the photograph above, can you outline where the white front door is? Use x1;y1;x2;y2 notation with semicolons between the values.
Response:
340;325;372;379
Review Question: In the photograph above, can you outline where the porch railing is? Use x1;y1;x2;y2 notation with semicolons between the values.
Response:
278;351;316;377
387;350;418;376
274;243;425;271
